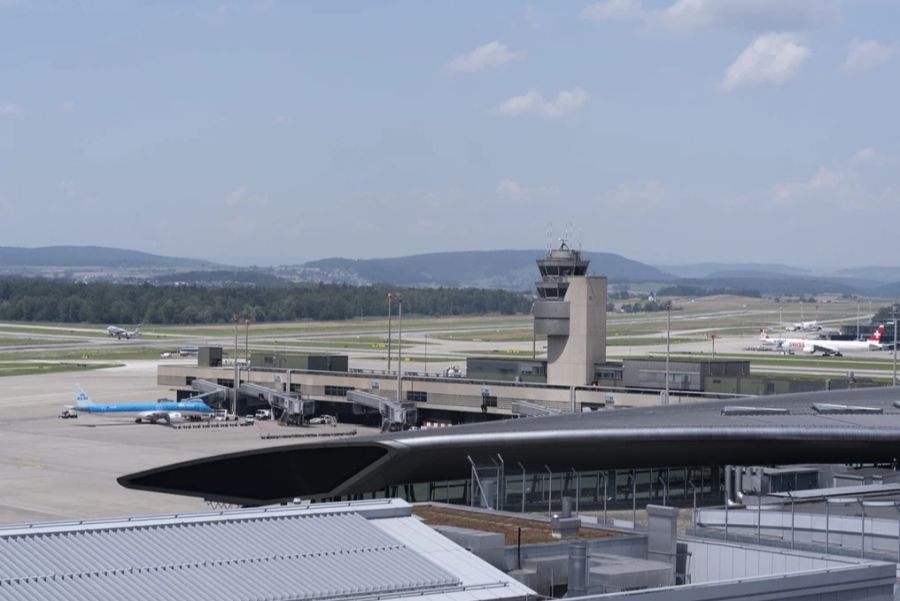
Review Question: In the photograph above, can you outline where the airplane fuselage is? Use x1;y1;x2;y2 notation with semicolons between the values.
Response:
80;401;211;415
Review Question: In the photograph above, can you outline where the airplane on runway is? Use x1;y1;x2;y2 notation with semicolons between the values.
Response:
106;324;141;340
785;320;821;332
70;386;213;424
760;326;884;356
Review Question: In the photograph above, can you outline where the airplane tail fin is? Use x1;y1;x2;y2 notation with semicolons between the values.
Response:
75;385;92;408
870;325;885;342
760;328;768;340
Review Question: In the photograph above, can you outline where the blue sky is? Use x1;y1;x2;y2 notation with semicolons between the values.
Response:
0;0;898;267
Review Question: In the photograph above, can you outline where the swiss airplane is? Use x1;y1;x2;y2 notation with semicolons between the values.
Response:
106;324;141;339
786;320;821;332
760;326;884;356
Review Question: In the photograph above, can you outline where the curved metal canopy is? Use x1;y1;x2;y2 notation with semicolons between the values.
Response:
119;386;900;505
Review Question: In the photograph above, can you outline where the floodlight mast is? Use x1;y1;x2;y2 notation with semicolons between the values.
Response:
233;314;239;415
664;301;672;405
387;293;394;373
893;304;898;386
396;295;403;403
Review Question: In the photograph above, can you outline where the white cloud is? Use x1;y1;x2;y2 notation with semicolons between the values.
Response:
580;0;838;30
446;41;518;73
773;167;842;203
57;180;77;197
772;165;868;209
580;0;643;21
662;0;838;31
224;185;268;209
60;100;75;113
496;88;588;119
849;147;900;168
772;148;900;210
851;147;876;164
841;39;898;72
496;179;530;201
224;185;248;207
609;181;666;211
0;103;19;116
721;33;810;92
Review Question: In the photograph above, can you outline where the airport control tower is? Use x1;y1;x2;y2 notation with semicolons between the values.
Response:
534;241;607;386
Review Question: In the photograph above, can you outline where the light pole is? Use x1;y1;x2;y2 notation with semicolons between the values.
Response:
387;293;394;373
893;304;898;386
244;319;250;366
397;294;403;404
232;314;239;415
424;333;428;374
664;301;671;405
531;301;536;359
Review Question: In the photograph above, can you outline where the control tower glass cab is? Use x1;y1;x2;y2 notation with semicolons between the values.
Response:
535;240;589;300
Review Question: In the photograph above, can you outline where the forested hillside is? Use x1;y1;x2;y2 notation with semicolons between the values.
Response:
0;278;530;324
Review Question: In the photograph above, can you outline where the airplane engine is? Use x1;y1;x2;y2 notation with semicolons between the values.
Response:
167;412;183;424
803;345;817;354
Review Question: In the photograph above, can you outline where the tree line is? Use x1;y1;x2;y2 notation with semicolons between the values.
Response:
0;278;531;324
655;285;761;298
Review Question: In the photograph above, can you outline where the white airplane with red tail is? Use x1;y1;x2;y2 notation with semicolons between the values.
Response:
760;325;885;357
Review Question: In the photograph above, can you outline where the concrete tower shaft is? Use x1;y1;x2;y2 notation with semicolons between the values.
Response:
533;241;607;386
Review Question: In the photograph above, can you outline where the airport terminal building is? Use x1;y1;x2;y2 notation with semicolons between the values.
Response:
157;243;872;424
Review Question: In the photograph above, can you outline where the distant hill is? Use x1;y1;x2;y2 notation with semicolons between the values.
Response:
835;266;900;281
680;276;860;296
877;281;900;297
300;250;674;289
659;263;810;279
0;246;210;268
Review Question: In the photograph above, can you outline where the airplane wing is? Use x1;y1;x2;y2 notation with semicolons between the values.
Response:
807;342;840;355
137;410;182;424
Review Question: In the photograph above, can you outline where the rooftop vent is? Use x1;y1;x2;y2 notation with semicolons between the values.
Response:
721;406;790;416
812;403;883;415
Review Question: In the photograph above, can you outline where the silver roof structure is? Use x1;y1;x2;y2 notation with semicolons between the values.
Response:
121;386;900;504
0;499;534;601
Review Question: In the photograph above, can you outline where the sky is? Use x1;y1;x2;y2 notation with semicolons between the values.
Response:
0;0;898;268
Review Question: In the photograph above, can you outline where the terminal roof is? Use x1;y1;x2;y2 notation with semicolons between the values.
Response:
121;386;900;505
0;499;533;601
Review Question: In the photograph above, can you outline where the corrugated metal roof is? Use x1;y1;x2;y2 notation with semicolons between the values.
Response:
0;500;532;601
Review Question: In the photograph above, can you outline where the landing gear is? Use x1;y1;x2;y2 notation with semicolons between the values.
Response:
135;417;142;423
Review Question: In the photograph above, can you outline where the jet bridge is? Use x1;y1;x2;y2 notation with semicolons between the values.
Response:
511;400;563;418
347;390;417;432
239;382;314;424
189;380;229;407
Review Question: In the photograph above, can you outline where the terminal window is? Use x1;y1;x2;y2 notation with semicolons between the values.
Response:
406;390;427;403
324;385;354;397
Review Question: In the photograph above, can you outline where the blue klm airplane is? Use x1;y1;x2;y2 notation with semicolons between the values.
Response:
72;386;214;425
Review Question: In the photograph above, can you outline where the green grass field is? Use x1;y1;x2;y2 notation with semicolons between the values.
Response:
0;361;121;377
0;337;80;346
148;315;531;338
263;336;391;350
607;337;699;347
13;347;174;361
430;329;539;343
